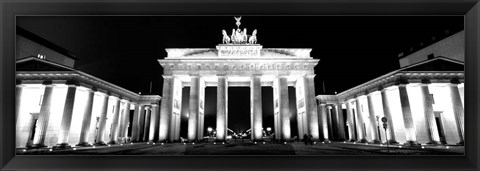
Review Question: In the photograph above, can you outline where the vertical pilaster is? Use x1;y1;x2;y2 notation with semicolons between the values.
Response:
142;106;151;141
273;76;290;140
30;82;55;148
137;105;146;141
149;104;159;142
335;103;346;141
398;84;419;146
354;97;367;143
108;97;121;144
188;75;200;141
366;93;381;144
306;75;319;139
380;88;398;144
346;100;356;141
251;74;263;141
326;105;334;140
119;100;131;141
131;103;141;142
77;89;95;147
319;103;329;141
159;75;173;142
15;83;25;123
420;81;441;144
449;80;464;145
55;82;77;148
93;92;109;146
216;75;228;141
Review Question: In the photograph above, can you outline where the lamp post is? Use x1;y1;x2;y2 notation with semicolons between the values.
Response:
381;117;389;153
266;127;272;136
207;127;213;138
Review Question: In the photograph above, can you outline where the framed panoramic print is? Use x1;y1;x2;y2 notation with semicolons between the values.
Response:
1;0;479;171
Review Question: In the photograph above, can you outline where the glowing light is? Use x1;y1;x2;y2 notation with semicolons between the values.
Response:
254;142;257;144
108;145;111;147
153;143;155;145
49;149;53;152
399;146;402;148
314;142;316;144
365;143;368;145
161;143;164;145
266;127;272;131
73;148;77;150
214;142;216;144
222;142;225;144
446;146;450;149
130;143;133;145
183;143;186;145
380;144;383;146
22;149;26;152
284;142;286;144
322;142;325;144
421;146;425;149
207;127;213;132
147;142;149;144
192;143;195;145
353;142;356;144
120;144;123;146
93;146;96;148
343;141;346;143
263;142;265;144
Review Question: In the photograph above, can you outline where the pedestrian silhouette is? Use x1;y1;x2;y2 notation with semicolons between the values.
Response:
303;134;308;145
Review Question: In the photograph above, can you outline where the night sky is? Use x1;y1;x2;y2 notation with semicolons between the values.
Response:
17;16;464;136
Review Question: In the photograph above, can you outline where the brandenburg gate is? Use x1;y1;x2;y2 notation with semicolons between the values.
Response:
158;17;320;142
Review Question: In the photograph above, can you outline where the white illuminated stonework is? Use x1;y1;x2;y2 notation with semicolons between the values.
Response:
158;17;320;142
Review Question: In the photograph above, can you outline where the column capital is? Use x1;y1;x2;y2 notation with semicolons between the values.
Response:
109;95;120;100
421;78;431;84
120;99;130;103
394;77;409;86
65;80;80;86
42;80;53;86
151;104;159;107
16;79;22;85
162;75;174;79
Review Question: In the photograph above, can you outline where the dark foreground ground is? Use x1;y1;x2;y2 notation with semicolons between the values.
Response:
16;141;464;155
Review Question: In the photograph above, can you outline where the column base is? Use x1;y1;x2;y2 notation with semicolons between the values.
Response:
76;142;92;147
93;141;107;146
349;139;357;142
27;144;47;149
356;139;368;143
385;140;399;145
53;143;72;149
426;141;442;145
457;141;465;145
107;141;117;145
403;140;421;147
369;140;382;144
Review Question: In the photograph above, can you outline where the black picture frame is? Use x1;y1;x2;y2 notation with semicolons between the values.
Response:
1;0;479;170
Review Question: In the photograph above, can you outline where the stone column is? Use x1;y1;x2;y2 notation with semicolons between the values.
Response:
398;84;419;146
216;75;228;141
366;93;381;144
345;100;356;141
108;97;121;144
188;75;200;141
93;92;110;146
251;74;263;141
449;80;464;145
138;105;147;141
274;76;291;140
131;104;141;142
326;105;334;140
335;103;346;141
142;106;151;141
77;89;95;147
15;83;25;123
30;82;54;148
55;82;78;149
149;104;159;142
319;103;329;141
420;81;441;144
354;97;367;143
380;88;397;144
159;75;173;142
119;100;130;141
306;75;319;139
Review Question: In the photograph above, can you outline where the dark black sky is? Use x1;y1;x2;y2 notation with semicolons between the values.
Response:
17;16;464;135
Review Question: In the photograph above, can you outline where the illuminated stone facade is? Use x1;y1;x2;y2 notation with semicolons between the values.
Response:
316;31;465;146
15;28;161;148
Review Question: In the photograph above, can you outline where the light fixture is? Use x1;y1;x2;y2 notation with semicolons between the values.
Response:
22;149;26;152
153;143;155;145
73;148;77;150
49;149;52;152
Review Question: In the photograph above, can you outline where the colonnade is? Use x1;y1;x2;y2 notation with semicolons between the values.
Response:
317;79;464;145
159;74;319;143
16;81;160;149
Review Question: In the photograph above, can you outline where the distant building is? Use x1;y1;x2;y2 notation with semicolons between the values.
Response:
316;30;464;146
15;27;161;149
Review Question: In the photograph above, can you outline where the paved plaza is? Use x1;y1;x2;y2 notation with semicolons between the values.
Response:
16;141;464;155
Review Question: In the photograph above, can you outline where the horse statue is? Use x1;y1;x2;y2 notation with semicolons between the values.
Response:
222;30;230;44
249;29;257;44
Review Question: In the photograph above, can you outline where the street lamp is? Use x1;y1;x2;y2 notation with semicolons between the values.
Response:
266;127;272;136
207;127;213;138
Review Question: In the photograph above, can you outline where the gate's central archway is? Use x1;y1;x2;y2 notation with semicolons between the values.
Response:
158;17;320;142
